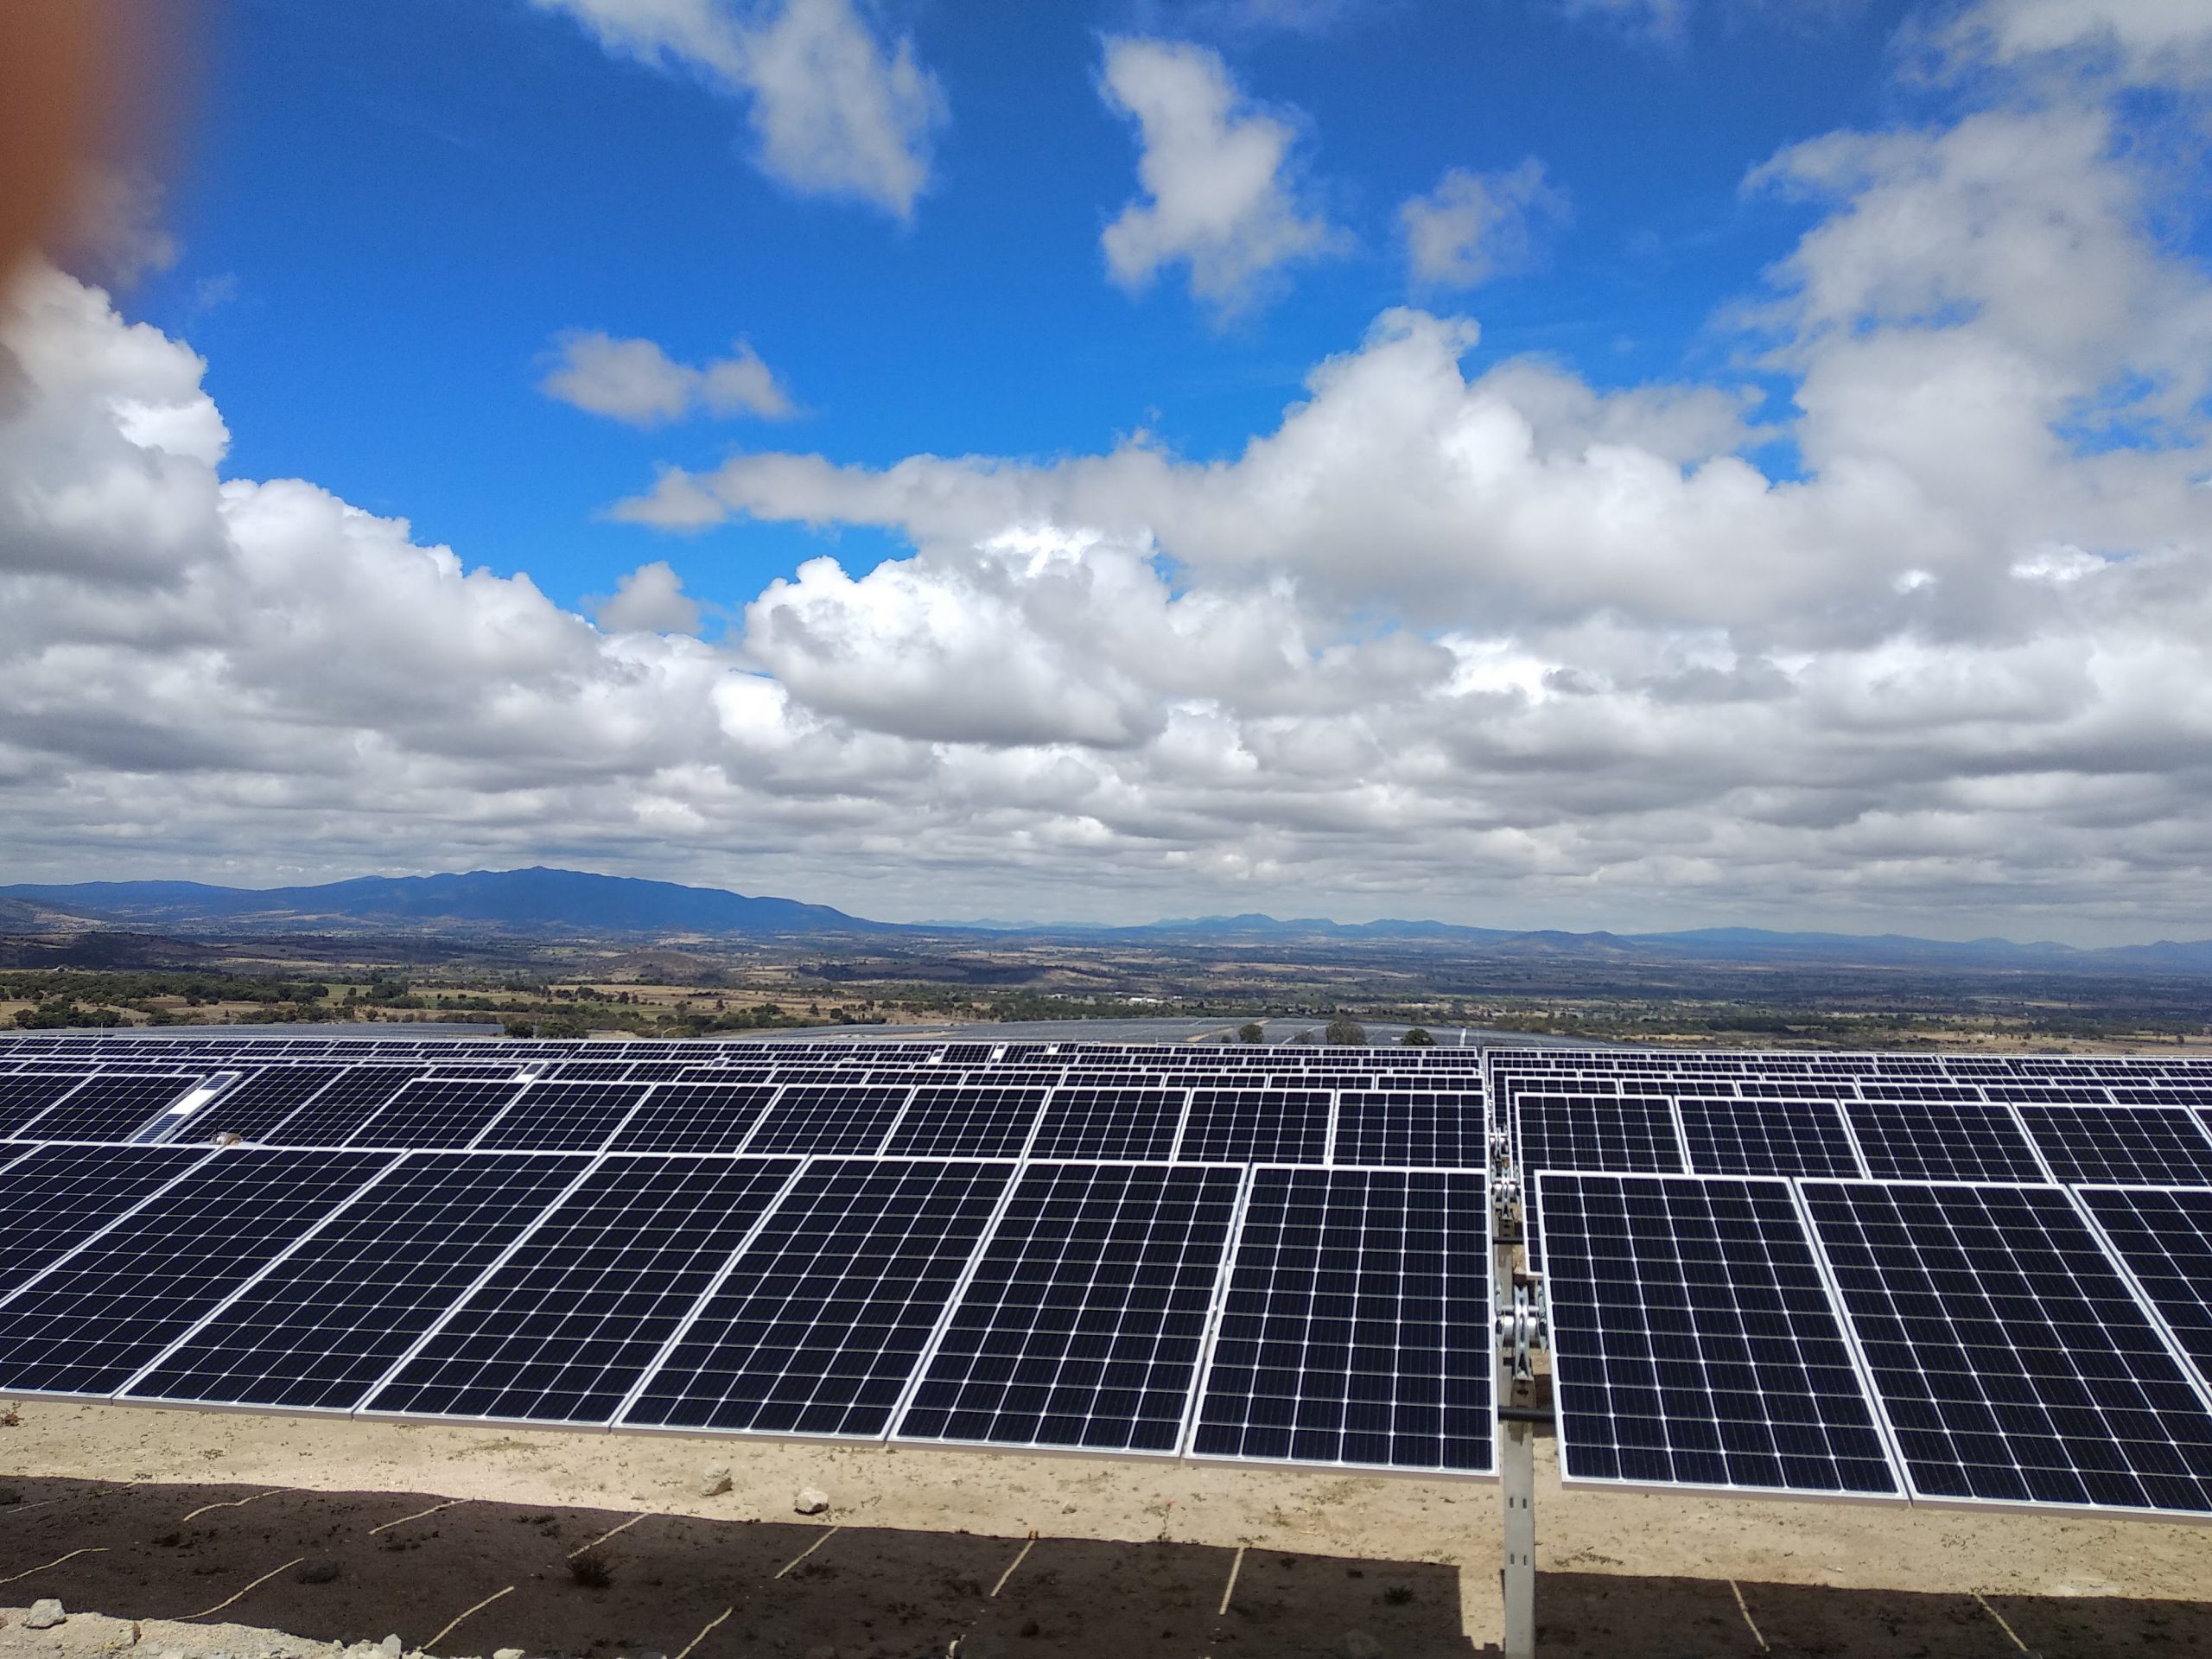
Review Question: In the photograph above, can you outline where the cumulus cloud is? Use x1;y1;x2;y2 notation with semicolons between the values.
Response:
1401;160;1570;289
539;330;795;426
1934;0;2212;86
6;16;2212;938
590;561;705;633
531;0;944;218
1097;37;1344;315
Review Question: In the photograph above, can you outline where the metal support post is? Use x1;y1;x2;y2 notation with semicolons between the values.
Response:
1501;1412;1536;1659
1495;1274;1548;1659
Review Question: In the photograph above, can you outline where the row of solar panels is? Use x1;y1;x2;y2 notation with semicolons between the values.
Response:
0;1035;1485;1067
1512;1091;2212;1195
1539;1170;2212;1519
0;1141;1494;1478
1491;1049;2212;1080
0;1067;1487;1166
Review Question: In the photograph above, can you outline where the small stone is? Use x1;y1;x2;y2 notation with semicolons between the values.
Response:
296;1557;342;1584
24;1599;64;1629
380;1637;404;1658
793;1484;830;1516
1341;1633;1382;1659
698;1464;733;1497
1018;1618;1041;1637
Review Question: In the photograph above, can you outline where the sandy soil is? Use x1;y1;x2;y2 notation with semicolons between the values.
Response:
0;1401;2206;1656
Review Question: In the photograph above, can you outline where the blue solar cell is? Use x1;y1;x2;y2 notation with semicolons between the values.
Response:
365;1155;799;1424
1675;1096;1864;1179
1179;1090;1330;1163
0;1148;393;1395
1540;1172;1901;1497
125;1152;589;1410
897;1163;1243;1453
1802;1179;2212;1515
1192;1166;1492;1472
626;1158;1016;1437
1328;1092;1482;1169
1028;1090;1187;1160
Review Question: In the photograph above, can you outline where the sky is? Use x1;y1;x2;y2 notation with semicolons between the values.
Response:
3;0;2210;942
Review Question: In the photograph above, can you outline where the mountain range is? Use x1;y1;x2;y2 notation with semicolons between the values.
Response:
4;867;2211;974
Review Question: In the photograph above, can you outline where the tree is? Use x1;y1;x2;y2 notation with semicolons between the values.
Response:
1402;1027;1436;1046
1237;1022;1265;1044
1323;1015;1367;1046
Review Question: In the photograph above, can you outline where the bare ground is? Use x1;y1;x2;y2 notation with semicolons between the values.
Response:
0;1402;2205;1655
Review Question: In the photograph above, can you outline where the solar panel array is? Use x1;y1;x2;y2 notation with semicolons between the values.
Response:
15;1028;2212;1520
0;1033;1493;1478
1498;1045;2212;1519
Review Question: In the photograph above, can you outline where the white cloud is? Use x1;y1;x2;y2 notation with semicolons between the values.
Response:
1936;0;2212;86
539;330;795;426
531;0;944;218
590;561;705;633
1401;160;1570;289
6;35;2212;938
1097;37;1344;316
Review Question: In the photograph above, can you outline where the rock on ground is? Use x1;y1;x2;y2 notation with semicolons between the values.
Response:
794;1484;830;1515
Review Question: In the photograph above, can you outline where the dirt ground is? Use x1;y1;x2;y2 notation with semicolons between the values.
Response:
0;1402;2207;1656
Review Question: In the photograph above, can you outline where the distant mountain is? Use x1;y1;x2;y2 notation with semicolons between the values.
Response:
3;868;2209;973
1090;917;2212;973
0;867;889;938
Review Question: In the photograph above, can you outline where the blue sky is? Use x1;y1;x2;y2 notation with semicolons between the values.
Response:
143;0;1925;610
4;0;2211;940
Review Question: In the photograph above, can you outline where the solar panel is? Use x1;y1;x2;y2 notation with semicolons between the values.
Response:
1857;1083;1985;1103
1515;1094;1686;1177
363;1154;799;1424
1840;1102;2049;1183
1178;1090;1332;1163
1191;1166;1492;1474
25;1073;199;1141
624;1158;1017;1438
2014;1106;2212;1186
1983;1084;2116;1105
550;1060;634;1082
346;1077;525;1149
895;1162;1244;1454
1674;1096;1865;1179
2075;1186;2212;1395
1328;1092;1482;1169
261;1065;423;1145
881;1086;1046;1159
608;1083;780;1154
0;1074;94;1136
2113;1087;2212;1108
123;1152;592;1411
0;1143;213;1295
1537;1172;1902;1498
1027;1088;1189;1160
1800;1179;2212;1515
0;1148;393;1395
472;1081;651;1151
190;1065;347;1141
743;1085;913;1156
